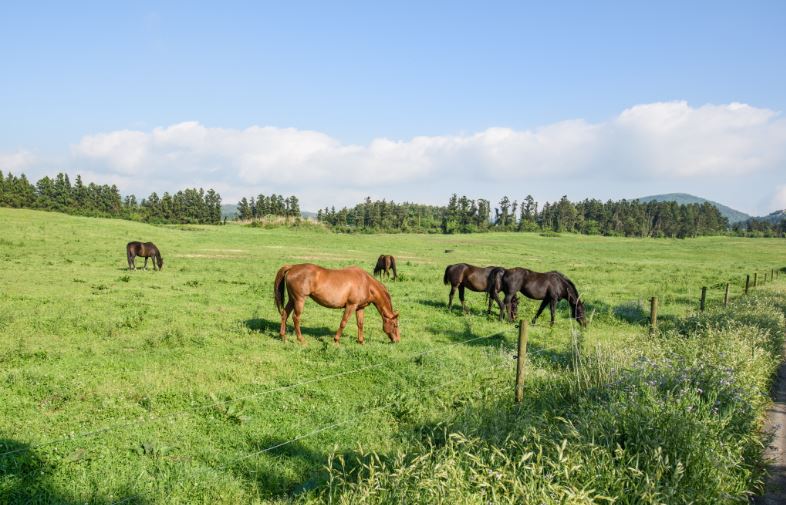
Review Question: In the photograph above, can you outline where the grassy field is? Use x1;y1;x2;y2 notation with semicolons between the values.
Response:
1;207;785;504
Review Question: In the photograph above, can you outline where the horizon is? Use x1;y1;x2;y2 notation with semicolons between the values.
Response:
1;1;785;215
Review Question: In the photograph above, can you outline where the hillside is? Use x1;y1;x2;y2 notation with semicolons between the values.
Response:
636;193;751;224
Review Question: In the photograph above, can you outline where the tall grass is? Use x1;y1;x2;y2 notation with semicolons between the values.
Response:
317;292;785;504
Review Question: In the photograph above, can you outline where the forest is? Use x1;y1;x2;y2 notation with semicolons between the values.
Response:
317;194;742;238
0;171;223;225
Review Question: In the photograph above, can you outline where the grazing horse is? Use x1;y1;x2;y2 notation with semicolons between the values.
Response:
373;255;398;281
126;241;164;271
274;263;400;344
443;263;501;313
488;268;586;326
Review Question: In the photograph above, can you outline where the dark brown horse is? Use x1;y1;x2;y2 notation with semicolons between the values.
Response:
373;255;397;281
443;263;501;313
488;267;586;326
274;263;400;344
126;241;163;271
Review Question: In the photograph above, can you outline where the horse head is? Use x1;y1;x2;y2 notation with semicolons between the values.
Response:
383;310;400;343
157;255;164;270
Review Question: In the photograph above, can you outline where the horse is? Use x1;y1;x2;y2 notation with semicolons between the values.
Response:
274;263;401;344
443;263;501;313
373;255;398;281
488;267;586;326
126;241;164;271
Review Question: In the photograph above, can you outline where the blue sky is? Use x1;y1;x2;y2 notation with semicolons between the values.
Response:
1;1;785;214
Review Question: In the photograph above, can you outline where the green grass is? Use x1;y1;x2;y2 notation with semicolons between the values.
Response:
0;207;785;504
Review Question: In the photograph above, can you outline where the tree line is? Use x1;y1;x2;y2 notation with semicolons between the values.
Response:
317;194;737;238
236;193;301;221
0;171;222;224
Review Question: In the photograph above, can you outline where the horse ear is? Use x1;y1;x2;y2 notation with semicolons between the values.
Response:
394;311;399;318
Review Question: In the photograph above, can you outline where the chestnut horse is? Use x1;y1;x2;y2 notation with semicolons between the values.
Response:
443;263;501;313
274;263;400;344
373;255;397;281
488;267;586;326
126;241;163;271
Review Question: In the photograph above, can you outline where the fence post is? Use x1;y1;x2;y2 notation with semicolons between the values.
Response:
723;283;730;307
515;320;528;403
754;272;758;287
700;286;707;312
745;274;750;294
649;297;658;334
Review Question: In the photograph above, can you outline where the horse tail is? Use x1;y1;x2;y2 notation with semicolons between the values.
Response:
485;267;505;306
443;265;452;285
390;256;397;281
274;265;293;314
373;256;385;277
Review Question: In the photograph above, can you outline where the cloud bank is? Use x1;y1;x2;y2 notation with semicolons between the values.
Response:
3;101;785;212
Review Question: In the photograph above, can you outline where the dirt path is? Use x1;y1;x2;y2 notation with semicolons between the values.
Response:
758;343;786;504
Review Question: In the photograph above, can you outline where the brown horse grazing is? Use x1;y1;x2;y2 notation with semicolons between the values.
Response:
443;263;501;313
488;267;586;326
373;255;397;281
126;241;163;271
274;263;400;344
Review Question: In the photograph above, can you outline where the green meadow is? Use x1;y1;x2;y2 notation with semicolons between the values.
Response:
1;207;785;504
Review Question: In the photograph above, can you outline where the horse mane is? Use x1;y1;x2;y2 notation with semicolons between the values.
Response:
372;276;395;317
554;271;586;324
389;256;397;280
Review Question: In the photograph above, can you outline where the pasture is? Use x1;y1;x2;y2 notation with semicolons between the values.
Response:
1;207;785;504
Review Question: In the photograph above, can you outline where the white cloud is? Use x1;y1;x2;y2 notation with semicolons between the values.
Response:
9;101;786;211
0;150;38;172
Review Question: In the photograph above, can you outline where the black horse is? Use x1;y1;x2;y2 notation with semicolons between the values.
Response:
126;241;164;271
373;255;398;281
443;263;502;313
488;267;585;326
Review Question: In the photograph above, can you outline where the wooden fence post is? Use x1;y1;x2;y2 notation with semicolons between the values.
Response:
745;274;750;294
650;297;658;334
723;283;730;307
515;320;528;403
700;286;707;312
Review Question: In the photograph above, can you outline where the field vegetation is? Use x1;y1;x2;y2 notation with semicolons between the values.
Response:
1;207;785;504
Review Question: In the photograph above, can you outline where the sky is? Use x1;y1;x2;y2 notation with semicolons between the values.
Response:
1;1;785;215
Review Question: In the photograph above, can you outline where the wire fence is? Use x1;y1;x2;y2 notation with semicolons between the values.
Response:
0;329;508;461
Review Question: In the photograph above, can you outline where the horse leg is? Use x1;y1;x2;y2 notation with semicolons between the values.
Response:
493;290;507;321
127;252;135;270
549;297;557;326
334;305;356;344
143;256;148;270
355;308;365;344
279;299;294;341
532;299;549;325
152;254;158;271
502;293;514;322
292;297;306;344
459;285;467;313
448;285;457;309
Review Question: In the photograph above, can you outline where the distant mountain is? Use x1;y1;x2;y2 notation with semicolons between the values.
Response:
220;203;317;220
757;209;786;224
220;204;237;219
636;193;751;224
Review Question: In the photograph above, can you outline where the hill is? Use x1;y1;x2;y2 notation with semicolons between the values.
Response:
757;209;786;224
636;193;751;224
